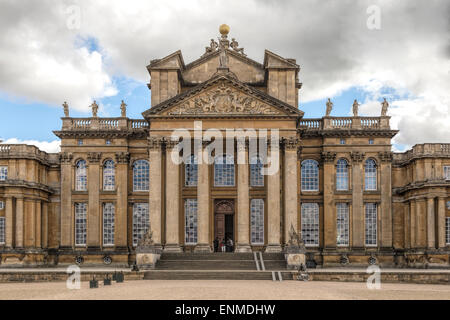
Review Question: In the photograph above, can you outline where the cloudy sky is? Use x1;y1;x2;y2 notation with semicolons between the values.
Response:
0;0;449;153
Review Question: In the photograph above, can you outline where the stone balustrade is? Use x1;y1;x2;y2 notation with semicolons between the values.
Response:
393;143;450;163
299;116;390;130
0;144;60;163
62;117;149;131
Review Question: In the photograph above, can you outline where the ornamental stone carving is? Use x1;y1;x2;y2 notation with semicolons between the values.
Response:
379;151;393;162
351;151;365;162
165;139;179;150
381;98;389;116
62;101;69;117
165;82;281;115
284;137;300;150
115;152;130;164
148;137;163;150
59;152;73;163
321;151;336;162
87;152;102;163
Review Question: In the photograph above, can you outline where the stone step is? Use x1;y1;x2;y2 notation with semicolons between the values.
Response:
159;252;286;261
143;270;294;280
155;260;258;270
263;261;288;270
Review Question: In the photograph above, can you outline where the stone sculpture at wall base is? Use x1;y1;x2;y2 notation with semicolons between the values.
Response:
284;224;306;270
135;230;162;270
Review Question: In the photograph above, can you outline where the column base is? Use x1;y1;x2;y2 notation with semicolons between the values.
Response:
235;244;252;253
265;244;282;253
163;244;183;253
194;243;212;253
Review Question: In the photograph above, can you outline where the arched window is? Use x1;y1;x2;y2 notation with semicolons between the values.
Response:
185;154;198;187
250;199;264;244
214;154;235;187
75;160;87;191
365;159;377;190
250;156;264;187
133;160;149;191
301;159;319;191
336;159;349;191
103;160;115;191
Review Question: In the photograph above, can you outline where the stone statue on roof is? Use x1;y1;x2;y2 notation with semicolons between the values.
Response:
62;101;69;117
90;100;99;117
120;100;127;117
381;98;389;116
325;98;333;116
230;38;245;56
352;99;359;117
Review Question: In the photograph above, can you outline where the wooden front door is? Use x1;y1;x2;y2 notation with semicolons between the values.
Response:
214;200;235;249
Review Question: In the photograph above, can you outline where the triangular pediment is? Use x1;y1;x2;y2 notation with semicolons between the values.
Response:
263;50;299;69
147;50;185;70
143;73;303;118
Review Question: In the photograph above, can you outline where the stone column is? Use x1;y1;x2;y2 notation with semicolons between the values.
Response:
322;151;336;248
60;152;73;248
87;152;101;248
410;200;416;248
42;201;48;249
15;196;24;248
379;152;393;248
284;138;300;245
164;140;182;252
5;197;13;248
416;198;426;248
149;137;163;249
115;152;129;248
35;200;41;248
437;197;446;248
25;199;35;248
403;202;410;249
351;152;365;247
426;197;436;249
266;141;281;252
236;139;251;252
195;141;211;252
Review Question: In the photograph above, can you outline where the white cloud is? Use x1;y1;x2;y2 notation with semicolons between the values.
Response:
1;138;61;154
0;0;449;147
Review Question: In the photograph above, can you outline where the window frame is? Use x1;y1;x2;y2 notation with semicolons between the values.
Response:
103;159;116;191
75;160;87;191
444;166;450;180
132;202;149;247
184;199;198;245
214;154;235;187
74;203;87;247
133;160;150;192
365;203;378;247
250;198;265;245
301;159;319;192
0;217;5;245
301;202;320;247
102;203;115;247
250;156;264;187
364;158;377;191
0;166;8;181
185;154;198;187
336;203;349;246
336;158;349;191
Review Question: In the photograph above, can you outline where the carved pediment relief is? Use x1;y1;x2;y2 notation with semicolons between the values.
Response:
162;81;283;116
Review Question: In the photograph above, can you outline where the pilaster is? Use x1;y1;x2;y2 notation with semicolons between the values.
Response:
236;139;251;252
87;152;101;248
60;152;73;247
149;137;163;248
115;152;129;248
266;140;282;252
195;140;211;252
322;151;336;248
350;152;364;247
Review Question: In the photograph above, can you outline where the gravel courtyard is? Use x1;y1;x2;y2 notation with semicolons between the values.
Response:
0;280;449;300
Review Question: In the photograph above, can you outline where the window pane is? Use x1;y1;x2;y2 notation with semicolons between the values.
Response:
301;160;319;191
185;155;198;186
133;203;149;246
184;199;198;244
336;159;349;191
250;156;264;187
103;203;115;246
365;159;377;190
214;154;235;187
301;203;319;246
365;203;377;246
0;166;8;181
444;166;450;180
75;203;87;246
336;203;349;246
75;160;87;191
0;217;5;244
250;199;264;244
446;217;450;245
133;160;149;191
103;160;115;190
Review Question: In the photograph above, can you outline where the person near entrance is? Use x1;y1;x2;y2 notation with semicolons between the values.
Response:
220;238;226;252
213;237;219;252
227;237;234;252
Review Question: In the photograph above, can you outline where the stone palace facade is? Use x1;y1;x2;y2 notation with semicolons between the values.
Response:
0;26;449;268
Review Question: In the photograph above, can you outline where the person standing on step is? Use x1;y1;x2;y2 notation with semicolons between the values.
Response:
213;237;219;252
221;238;226;252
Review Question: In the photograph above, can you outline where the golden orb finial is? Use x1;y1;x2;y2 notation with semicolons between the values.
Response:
219;24;230;35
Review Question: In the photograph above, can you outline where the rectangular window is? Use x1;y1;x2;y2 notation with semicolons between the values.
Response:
444;166;450;180
133;203;149;246
301;203;319;246
336;203;349;246
0;166;7;181
365;203;377;246
75;203;87;246
184;199;198;245
446;217;450;245
0;201;4;210
0;217;5;244
103;203;115;246
250;199;264;245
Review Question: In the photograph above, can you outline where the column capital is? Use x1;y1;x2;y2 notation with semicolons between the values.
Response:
115;152;130;164
321;151;336;163
378;151;393;162
59;152;73;163
165;138;179;150
283;136;300;150
87;152;102;163
351;151;365;162
148;136;164;150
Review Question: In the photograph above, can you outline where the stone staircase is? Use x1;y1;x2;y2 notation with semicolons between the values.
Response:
143;252;292;280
